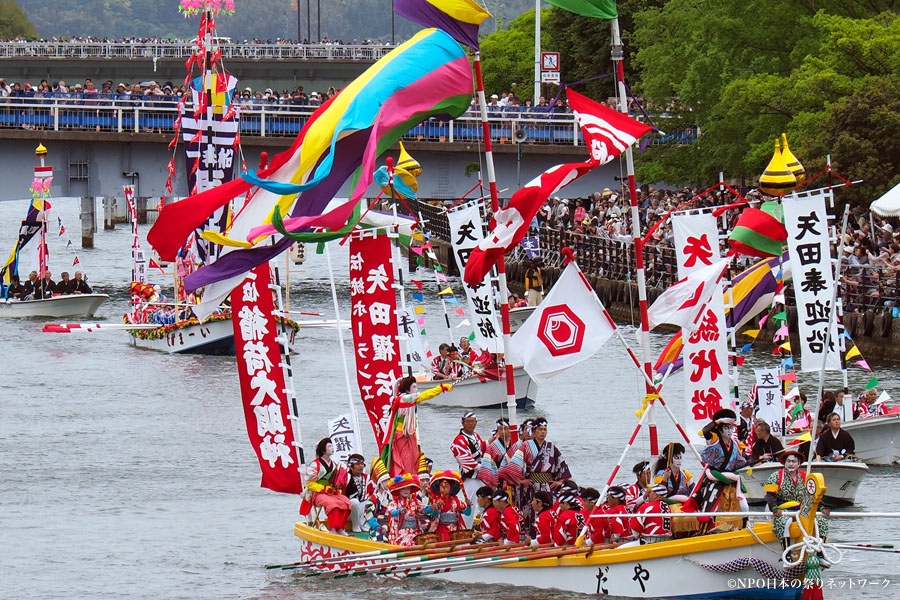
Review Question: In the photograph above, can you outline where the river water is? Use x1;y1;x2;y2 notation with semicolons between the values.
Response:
1;198;897;599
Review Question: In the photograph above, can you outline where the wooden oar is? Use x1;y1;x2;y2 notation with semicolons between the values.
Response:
304;541;503;578
300;537;484;572
401;545;591;579
329;542;542;579
43;322;161;333
835;544;900;554
266;536;475;570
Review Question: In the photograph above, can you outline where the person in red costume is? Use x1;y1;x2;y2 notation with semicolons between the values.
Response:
630;484;673;544
425;470;471;541
552;493;581;546
493;488;523;545
528;491;556;545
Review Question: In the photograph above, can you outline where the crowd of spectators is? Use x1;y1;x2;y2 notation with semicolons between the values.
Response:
840;206;900;312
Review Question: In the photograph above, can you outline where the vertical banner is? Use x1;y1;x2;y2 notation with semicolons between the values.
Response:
753;367;783;437
350;232;402;450
447;204;501;353
782;191;841;371
125;186;147;283
398;307;430;372
231;264;303;494
673;213;730;443
327;413;360;465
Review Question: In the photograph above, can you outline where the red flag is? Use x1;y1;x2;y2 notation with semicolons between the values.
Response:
231;265;304;495
463;162;596;287
646;259;728;331
73;255;80;266
148;258;165;275
58;224;65;236
566;88;653;165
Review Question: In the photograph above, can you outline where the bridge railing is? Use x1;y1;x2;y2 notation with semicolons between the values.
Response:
0;98;600;146
0;41;395;61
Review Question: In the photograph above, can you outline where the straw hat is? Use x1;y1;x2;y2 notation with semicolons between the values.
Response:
779;449;806;464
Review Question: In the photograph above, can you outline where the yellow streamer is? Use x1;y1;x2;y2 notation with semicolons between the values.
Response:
779;341;791;351
438;287;454;295
742;329;760;338
635;393;660;419
201;230;252;248
845;345;861;360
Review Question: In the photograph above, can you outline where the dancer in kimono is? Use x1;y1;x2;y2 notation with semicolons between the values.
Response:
301;438;351;534
426;470;470;541
385;473;426;546
504;417;571;536
764;449;829;546
383;376;451;478
653;442;693;501
683;409;748;533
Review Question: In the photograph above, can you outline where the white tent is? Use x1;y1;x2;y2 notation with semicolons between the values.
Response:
870;181;900;217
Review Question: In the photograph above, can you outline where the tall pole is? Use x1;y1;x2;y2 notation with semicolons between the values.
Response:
296;0;301;43
391;0;395;45
317;0;321;43
474;53;518;430
306;0;311;43
533;0;540;107
611;18;657;455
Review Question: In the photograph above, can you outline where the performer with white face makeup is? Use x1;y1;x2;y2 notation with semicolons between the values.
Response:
653;442;693;501
683;409;748;534
764;449;829;547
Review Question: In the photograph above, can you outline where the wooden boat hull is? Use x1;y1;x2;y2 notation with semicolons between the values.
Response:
128;317;236;355
0;294;108;318
739;461;868;506
841;414;900;465
294;522;801;599
417;367;537;409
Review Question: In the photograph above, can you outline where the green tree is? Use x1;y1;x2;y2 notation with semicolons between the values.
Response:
479;8;550;100
0;0;36;38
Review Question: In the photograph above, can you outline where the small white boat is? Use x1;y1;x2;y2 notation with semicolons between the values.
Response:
739;460;869;506
841;413;900;465
127;316;236;354
0;294;109;318
416;367;538;409
294;522;804;599
295;319;350;330
509;305;536;332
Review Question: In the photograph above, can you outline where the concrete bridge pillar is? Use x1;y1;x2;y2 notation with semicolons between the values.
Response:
113;196;128;225
136;197;149;224
80;197;95;248
103;196;115;230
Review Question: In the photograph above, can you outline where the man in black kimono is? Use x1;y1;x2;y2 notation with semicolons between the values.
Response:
815;412;855;461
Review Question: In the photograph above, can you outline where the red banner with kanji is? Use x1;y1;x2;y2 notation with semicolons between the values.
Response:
349;232;401;451
231;264;303;494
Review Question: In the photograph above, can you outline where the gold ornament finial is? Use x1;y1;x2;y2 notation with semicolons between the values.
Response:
35;143;48;157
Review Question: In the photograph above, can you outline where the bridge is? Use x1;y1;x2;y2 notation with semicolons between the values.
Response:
0;41;393;94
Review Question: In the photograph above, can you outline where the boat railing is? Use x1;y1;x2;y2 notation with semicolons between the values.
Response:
0;41;395;61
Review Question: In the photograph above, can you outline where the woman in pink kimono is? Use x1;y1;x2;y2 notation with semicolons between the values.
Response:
382;376;452;477
301;437;351;534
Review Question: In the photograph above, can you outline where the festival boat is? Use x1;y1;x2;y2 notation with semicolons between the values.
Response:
840;413;900;465
0;293;109;318
416;366;538;409
509;305;536;332
739;460;869;507
0;143;108;318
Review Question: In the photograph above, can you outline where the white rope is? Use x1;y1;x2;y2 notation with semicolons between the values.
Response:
780;511;843;567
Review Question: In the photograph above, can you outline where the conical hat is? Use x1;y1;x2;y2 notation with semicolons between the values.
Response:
396;141;421;177
759;139;797;197
780;133;805;185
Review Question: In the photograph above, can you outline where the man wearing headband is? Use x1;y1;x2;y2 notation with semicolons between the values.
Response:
492;488;522;545
344;454;375;533
487;417;512;474
473;485;497;541
625;461;652;512
579;488;605;546
597;486;630;544
552;493;583;546
450;411;494;526
682;408;748;534
503;417;571;537
629;484;672;544
738;400;755;443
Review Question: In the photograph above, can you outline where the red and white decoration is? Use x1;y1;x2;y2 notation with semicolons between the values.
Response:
753;367;783;436
672;213;730;442
782;190;841;372
567;88;653;166
646;259;727;331
231;264;303;494
508;261;614;384
125;186;147;284
463;162;595;287
349;232;402;450
448;203;501;352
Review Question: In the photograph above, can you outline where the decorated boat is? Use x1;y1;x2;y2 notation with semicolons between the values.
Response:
841;413;900;465
0;144;108;318
739;460;869;507
416;366;537;409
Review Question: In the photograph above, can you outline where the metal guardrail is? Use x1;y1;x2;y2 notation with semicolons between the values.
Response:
0;42;394;61
0;99;591;145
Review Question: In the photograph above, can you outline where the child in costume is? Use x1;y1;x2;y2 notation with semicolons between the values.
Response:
529;490;556;545
553;493;581;546
385;473;426;546
425;470;471;541
493;488;523;545
476;486;502;543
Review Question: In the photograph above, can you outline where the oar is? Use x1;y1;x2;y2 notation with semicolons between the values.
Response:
304;541;504;577
300;537;482;572
43;322;162;333
266;536;475;570
401;545;591;579
834;544;900;554
329;542;543;579
833;542;894;549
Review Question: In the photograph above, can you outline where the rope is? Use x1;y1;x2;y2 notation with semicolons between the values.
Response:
746;523;783;556
780;511;843;568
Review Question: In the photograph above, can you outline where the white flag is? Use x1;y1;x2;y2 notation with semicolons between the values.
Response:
646;259;728;331
508;263;614;384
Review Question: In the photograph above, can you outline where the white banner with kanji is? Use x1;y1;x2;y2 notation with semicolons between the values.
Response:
350;232;402;451
231;264;303;494
448;204;501;353
754;367;783;437
673;213;730;443
125;186;147;283
398;307;430;373
782;191;841;372
327;413;360;465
